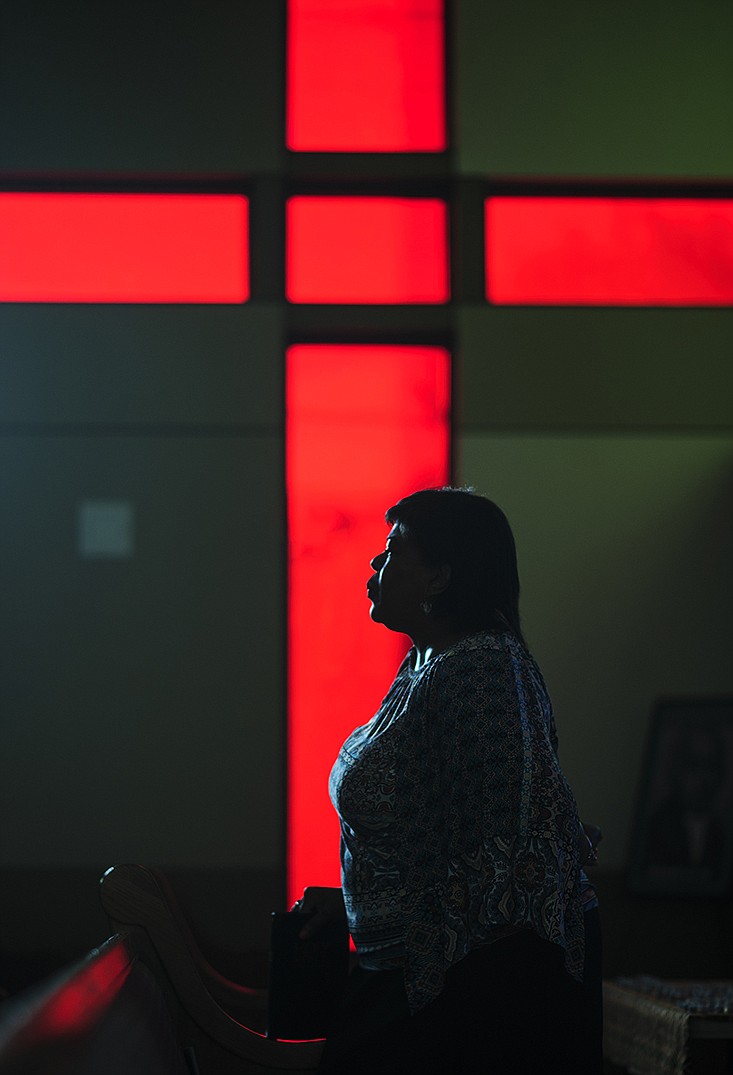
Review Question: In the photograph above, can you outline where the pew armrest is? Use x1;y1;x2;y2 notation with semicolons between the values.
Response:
100;864;323;1072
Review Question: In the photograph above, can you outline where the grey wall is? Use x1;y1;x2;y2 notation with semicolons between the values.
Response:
0;2;288;960
456;1;733;177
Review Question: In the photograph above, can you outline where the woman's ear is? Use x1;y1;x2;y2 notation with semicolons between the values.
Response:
426;563;451;598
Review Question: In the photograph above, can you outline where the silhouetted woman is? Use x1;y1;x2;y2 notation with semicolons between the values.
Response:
295;487;602;1074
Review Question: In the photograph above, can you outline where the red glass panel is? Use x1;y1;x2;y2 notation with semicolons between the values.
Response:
0;193;249;302
485;196;733;306
287;196;449;303
287;0;446;152
287;344;450;904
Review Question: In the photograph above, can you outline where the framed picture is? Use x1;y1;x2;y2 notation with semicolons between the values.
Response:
627;698;733;896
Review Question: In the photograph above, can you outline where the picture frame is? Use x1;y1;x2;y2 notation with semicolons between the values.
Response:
627;697;733;896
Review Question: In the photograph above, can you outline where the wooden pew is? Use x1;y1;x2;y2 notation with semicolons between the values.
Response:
0;931;193;1075
0;865;323;1074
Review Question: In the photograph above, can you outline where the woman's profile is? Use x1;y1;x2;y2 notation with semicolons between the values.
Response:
293;487;602;1074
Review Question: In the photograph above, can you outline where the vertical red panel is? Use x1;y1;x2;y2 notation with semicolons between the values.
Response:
287;344;450;903
286;196;449;303
0;193;249;302
287;0;446;152
485;196;733;306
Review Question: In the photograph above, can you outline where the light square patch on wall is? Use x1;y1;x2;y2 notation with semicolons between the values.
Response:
78;500;135;559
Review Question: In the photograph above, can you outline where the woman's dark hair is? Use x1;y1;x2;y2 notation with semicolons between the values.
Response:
385;487;524;644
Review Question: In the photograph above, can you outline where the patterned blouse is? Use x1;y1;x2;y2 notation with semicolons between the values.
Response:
329;631;586;1014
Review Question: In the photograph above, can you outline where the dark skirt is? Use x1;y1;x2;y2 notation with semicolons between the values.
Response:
319;907;603;1075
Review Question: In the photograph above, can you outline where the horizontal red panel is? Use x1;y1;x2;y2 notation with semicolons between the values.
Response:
287;196;449;303
0;193;249;302
287;344;451;904
485;196;733;306
287;0;446;152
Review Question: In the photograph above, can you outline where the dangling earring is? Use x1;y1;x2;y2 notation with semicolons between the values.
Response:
421;599;432;616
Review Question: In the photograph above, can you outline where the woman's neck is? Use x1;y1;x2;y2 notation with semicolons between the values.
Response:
412;622;473;669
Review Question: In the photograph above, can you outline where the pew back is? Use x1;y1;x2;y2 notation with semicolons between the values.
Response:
0;866;324;1074
99;864;323;1072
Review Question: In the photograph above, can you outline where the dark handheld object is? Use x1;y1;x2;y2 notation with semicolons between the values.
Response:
267;911;349;1041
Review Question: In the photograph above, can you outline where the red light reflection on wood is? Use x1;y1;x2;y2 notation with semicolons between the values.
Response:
31;945;130;1039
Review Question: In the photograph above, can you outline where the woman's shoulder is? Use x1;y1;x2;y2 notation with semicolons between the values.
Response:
410;632;521;707
426;631;549;713
433;629;526;670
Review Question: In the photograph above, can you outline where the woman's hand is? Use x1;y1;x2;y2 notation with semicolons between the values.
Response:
578;822;603;867
291;886;346;940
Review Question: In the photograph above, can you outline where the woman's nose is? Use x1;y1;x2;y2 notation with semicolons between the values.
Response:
370;552;384;570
